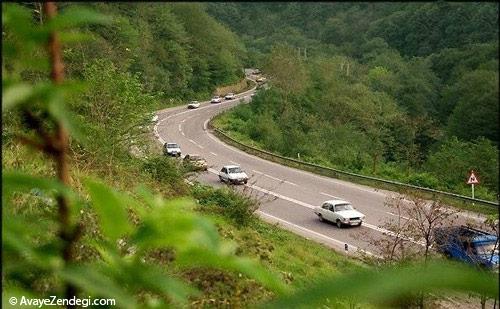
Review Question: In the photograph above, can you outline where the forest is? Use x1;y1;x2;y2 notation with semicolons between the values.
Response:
2;2;498;308
208;2;499;201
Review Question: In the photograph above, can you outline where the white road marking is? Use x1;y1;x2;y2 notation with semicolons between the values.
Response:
189;139;197;145
320;192;341;199
197;144;204;149
178;124;182;131
210;152;218;156
263;173;283;182
181;119;186;123
181;132;185;136
229;160;239;165
252;170;297;186
203;119;209;130
386;212;411;221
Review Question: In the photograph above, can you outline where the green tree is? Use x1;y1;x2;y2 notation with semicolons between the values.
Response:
446;70;499;142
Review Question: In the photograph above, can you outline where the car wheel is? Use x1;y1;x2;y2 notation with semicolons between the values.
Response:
244;180;248;184
336;220;342;228
219;176;224;182
318;214;324;222
357;222;362;227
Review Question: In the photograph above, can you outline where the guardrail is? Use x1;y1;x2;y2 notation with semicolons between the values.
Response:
211;127;499;209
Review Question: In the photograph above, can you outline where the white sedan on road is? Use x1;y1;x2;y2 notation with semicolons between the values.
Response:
219;165;249;185
211;96;222;104
224;93;236;100
187;100;200;109
314;200;365;228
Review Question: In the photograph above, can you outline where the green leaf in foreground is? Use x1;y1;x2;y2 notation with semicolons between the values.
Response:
263;260;499;308
85;179;132;241
60;265;137;309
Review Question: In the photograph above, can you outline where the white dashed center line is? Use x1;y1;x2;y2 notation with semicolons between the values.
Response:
210;152;218;156
252;170;297;186
320;192;341;199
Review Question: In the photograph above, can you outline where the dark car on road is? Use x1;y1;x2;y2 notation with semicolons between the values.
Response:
434;225;499;270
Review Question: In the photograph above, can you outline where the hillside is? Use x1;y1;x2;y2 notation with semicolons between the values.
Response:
207;2;499;201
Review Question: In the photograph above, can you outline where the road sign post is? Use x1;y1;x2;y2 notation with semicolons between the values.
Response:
466;170;480;200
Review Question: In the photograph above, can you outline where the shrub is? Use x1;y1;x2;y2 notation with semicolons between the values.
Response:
141;155;187;195
404;172;440;189
191;184;258;226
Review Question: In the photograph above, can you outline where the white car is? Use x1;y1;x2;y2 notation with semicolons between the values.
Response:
314;200;365;228
163;142;181;157
219;165;248;185
187;100;200;109
211;96;222;104
224;93;235;100
256;77;266;83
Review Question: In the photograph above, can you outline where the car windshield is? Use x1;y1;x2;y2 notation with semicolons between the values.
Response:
335;203;354;211
167;144;178;148
189;101;198;104
475;242;499;255
213;96;219;99
228;167;242;173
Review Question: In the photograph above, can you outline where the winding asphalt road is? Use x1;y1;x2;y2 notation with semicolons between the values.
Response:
153;70;487;256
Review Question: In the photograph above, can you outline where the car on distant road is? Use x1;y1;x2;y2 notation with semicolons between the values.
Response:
434;225;499;270
252;69;261;75
224;93;236;100
211;96;222;104
219;165;248;184
256;77;266;83
314;200;365;228
183;154;208;171
187;100;200;109
163;142;181;157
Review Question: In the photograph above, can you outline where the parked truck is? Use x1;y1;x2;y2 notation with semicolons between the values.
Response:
433;225;499;270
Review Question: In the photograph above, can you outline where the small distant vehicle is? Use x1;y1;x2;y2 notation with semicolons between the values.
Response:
314;200;365;228
211;96;222;104
219;165;248;185
225;93;236;100
252;69;261;75
187;101;200;109
434;225;499;270
256;77;266;83
163;142;181;157
183;154;208;171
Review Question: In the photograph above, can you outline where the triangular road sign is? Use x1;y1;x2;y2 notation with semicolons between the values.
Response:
467;170;480;184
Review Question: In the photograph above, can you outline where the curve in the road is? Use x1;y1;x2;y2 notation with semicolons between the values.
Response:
153;73;484;257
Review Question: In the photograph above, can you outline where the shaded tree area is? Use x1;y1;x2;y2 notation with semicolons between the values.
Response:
64;2;246;101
